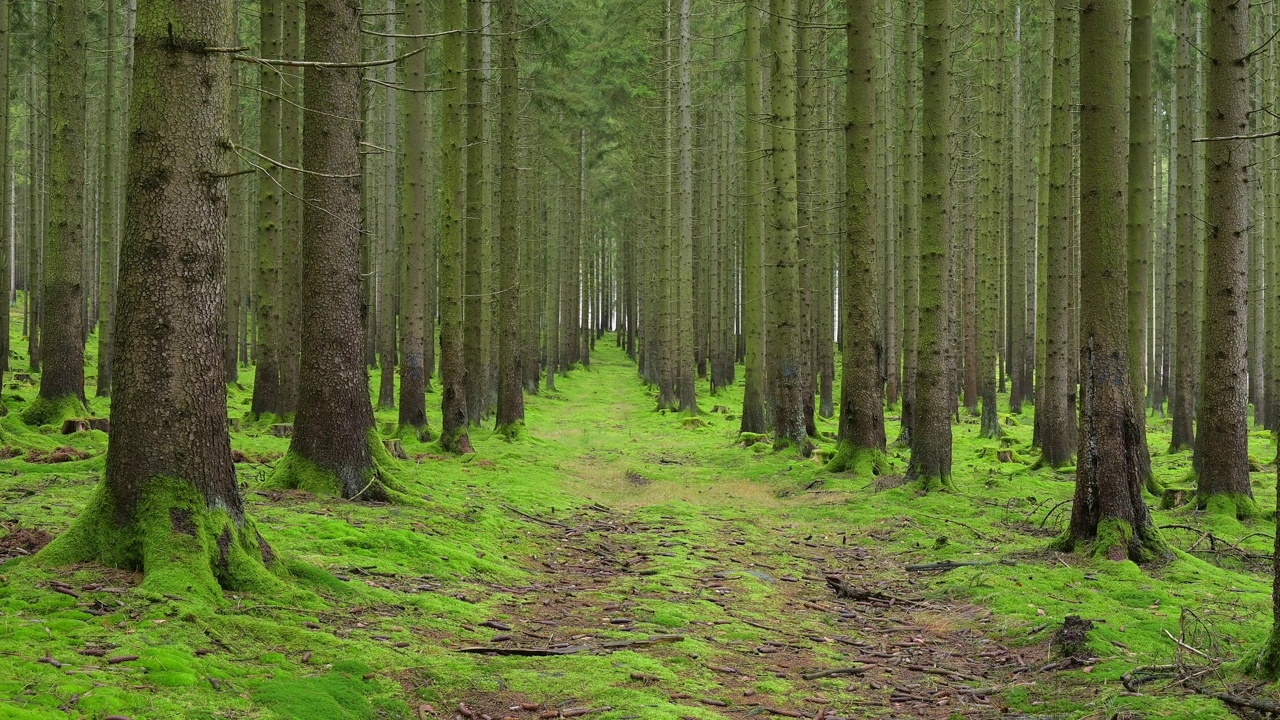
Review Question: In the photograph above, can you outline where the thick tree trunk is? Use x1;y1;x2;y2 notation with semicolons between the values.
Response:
39;0;277;600
904;0;952;489
1126;0;1155;492
766;0;807;454
28;0;88;427
1064;0;1165;563
398;0;430;438
1194;0;1253;516
827;0;885;475
494;0;524;434
273;0;397;499
251;0;282;418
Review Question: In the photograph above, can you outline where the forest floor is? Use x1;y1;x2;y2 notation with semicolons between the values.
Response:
2;327;1280;719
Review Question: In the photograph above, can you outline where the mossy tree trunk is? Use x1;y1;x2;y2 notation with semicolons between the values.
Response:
675;0;696;416
494;0;524;435
827;0;885;475
397;0;430;439
439;0;472;453
976;2;1001;440
40;0;277;601
905;0;952;490
739;0;767;436
1193;0;1253;517
1065;0;1165;563
28;0;88;427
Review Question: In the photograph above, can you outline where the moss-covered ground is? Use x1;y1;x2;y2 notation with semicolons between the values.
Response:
1;310;1277;719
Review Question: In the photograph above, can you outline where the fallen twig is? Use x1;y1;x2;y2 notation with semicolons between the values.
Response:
800;665;867;680
905;559;1016;573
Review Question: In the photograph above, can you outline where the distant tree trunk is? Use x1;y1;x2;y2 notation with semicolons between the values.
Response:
251;0;282;417
904;0;952;489
1126;0;1155;492
376;0;399;414
225;7;242;385
827;0;884;475
766;0;807;454
439;0;472;453
276;0;395;499
1170;0;1195;452
897;0;920;445
1063;0;1165;563
278;0;303;415
739;0;767;435
39;0;277;598
494;0;524;434
28;0;88;426
1038;0;1075;468
1194;0;1253;516
94;0;117;397
397;0;430;439
463;0;489;424
675;0;696;415
976;3;1002;440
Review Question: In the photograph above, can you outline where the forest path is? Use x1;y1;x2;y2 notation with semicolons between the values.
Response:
439;344;1052;719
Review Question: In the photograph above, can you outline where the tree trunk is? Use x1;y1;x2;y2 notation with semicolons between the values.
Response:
1126;0;1155;492
439;0;472;452
274;0;396;499
494;0;524;434
1064;0;1165;563
464;0;489;424
1170;0;1195;452
397;0;430;438
1193;0;1253;516
766;0;807;454
278;0;303;415
28;0;88;427
94;0;117;398
904;0;952;489
739;0;767;435
827;0;885;475
38;0;277;600
251;0;282;418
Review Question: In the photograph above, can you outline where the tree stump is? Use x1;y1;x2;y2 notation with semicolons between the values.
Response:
1161;488;1189;509
1051;615;1094;658
269;424;294;438
382;438;409;460
60;419;90;435
87;418;110;433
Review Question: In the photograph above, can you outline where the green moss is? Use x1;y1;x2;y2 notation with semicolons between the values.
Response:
822;443;885;477
35;477;285;605
268;430;414;504
20;394;85;428
494;419;528;440
1197;491;1260;520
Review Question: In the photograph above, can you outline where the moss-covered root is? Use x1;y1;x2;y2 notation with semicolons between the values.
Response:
823;443;885;477
268;432;414;504
1143;471;1166;497
1197;491;1260;520
395;421;433;443
908;474;956;493
494;420;528;441
35;478;282;605
1250;625;1280;680
21;393;86;428
1051;518;1169;564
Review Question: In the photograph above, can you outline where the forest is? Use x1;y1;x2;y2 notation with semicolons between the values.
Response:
0;0;1279;717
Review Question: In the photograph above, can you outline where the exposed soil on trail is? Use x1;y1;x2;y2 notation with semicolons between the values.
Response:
434;502;1058;720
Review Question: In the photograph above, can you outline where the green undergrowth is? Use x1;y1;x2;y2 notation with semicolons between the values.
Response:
0;306;1277;718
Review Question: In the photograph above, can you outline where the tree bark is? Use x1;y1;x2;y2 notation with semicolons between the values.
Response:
1064;0;1165;563
1194;0;1254;516
39;0;277;600
494;0;524;434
